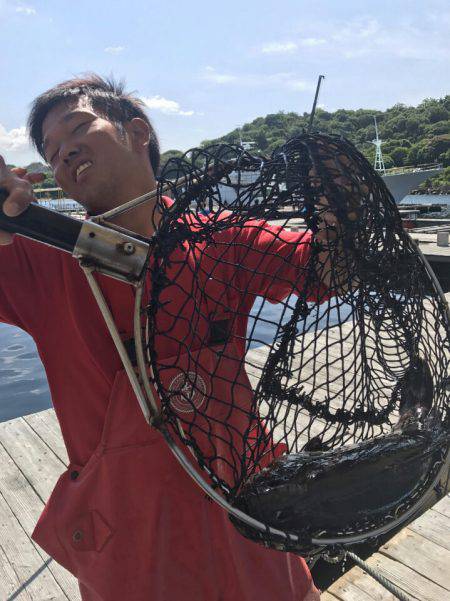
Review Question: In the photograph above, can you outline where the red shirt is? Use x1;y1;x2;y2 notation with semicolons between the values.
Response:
0;215;321;600
0;216;320;466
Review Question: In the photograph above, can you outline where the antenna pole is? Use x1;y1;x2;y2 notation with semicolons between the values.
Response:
307;75;325;132
372;116;386;174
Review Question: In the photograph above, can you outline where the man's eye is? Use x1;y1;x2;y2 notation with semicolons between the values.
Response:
73;121;89;134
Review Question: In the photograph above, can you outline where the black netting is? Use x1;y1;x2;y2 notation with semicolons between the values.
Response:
143;133;449;553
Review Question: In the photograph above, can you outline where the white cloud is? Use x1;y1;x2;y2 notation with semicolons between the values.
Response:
359;18;380;38
332;17;380;43
287;79;315;92
296;15;450;62
15;5;36;15
261;42;298;54
259;38;325;55
201;67;314;93
264;73;314;92
104;46;125;55
300;37;326;47
141;95;195;116
202;66;237;84
0;124;28;152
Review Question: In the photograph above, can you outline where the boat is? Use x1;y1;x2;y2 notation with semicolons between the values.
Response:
372;116;443;203
382;164;443;203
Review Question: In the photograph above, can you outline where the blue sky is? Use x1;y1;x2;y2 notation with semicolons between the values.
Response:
1;0;449;166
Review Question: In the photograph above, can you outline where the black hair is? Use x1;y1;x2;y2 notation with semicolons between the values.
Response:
28;74;160;174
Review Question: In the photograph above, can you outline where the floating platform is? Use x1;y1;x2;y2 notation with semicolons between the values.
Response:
409;232;450;263
0;409;81;600
323;493;450;601
0;408;448;600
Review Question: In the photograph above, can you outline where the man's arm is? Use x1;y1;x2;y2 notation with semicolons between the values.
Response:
228;221;329;304
0;156;47;329
314;198;358;294
310;149;365;294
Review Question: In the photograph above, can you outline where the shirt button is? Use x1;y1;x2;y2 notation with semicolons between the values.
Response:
70;470;79;481
73;530;84;543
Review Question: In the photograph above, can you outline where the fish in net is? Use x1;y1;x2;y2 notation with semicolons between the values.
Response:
142;132;449;555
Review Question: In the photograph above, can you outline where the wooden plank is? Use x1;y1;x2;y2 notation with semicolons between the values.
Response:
321;592;341;601
0;491;68;600
0;441;46;541
326;487;450;600
379;528;450;592
408;506;450;551
23;410;69;466
327;565;399;600
366;553;449;601
0;417;66;502
0;542;34;601
246;347;387;408
430;492;450;519
0;430;80;599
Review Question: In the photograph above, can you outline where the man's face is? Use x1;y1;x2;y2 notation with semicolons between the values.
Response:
42;97;140;214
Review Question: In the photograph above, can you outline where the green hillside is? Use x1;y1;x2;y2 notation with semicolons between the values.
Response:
161;95;450;192
17;95;450;194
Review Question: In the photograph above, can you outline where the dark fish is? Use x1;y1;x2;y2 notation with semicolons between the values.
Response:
394;356;434;433
302;436;330;453
231;356;444;553
233;426;446;552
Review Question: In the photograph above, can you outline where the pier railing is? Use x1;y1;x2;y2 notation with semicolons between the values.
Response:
383;163;443;176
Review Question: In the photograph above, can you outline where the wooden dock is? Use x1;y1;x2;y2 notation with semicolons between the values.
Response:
0;408;448;600
409;232;450;263
0;410;81;600
322;493;450;601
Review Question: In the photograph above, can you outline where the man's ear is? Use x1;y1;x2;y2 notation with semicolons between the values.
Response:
125;118;151;153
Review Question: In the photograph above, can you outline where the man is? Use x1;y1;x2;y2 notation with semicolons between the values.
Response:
0;75;323;600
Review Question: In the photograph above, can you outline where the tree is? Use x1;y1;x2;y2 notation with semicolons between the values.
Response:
382;154;394;169
405;117;422;137
390;147;408;166
254;131;268;151
426;106;449;123
265;113;286;129
268;138;285;152
442;149;450;168
26;161;51;175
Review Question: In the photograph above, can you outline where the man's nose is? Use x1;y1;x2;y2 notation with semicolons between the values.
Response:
61;146;80;165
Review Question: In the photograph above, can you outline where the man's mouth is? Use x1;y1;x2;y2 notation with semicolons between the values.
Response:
76;161;93;181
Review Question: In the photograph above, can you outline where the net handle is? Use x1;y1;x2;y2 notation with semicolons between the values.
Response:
0;188;81;252
94;152;263;223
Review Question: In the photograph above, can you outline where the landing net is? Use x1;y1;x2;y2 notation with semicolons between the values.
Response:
142;133;449;553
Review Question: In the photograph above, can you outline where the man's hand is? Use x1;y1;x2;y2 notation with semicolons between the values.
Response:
310;144;367;293
0;156;45;245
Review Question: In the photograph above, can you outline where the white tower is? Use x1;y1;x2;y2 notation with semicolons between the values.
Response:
372;116;386;174
237;127;255;151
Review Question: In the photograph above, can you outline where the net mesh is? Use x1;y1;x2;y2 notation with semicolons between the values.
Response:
143;133;449;553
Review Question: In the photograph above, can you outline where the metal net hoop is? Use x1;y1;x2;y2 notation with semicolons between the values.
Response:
136;133;449;552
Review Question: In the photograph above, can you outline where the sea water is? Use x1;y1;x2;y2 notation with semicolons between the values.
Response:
0;324;51;421
400;194;450;214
